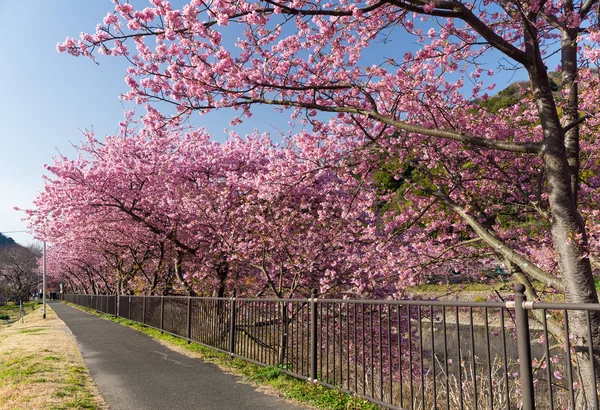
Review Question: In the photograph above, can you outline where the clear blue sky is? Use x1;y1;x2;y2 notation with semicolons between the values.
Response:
0;0;286;245
0;1;528;246
0;1;133;245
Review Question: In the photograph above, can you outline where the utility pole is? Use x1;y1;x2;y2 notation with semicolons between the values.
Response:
43;241;46;319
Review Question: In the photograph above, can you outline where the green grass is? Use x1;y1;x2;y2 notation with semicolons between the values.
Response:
18;328;46;334
0;302;41;323
48;366;99;409
407;281;513;293
0;305;104;409
0;348;100;409
75;306;380;410
0;353;55;382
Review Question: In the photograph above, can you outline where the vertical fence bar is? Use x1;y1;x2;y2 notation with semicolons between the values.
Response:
514;284;535;410
244;301;249;360
332;303;336;387
360;303;365;396
418;305;424;409
430;305;437;410
310;289;318;382
585;310;599;410
469;306;478;410
398;305;403;408
370;304;374;400
484;307;493;410
379;305;383;402
541;309;553;410
346;303;350;392
409;305;415;410
321;302;325;382
160;296;164;333
252;301;257;362
283;301;289;369
213;300;218;351
142;296;146;325
563;310;575;410
301;303;306;376
354;303;358;397
187;297;192;344
326;302;330;384
456;306;463;410
298;302;302;374
201;300;207;345
443;306;449;410
388;304;393;405
230;293;236;356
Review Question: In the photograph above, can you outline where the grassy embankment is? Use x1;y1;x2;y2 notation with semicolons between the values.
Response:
0;302;106;410
67;302;379;410
407;277;600;302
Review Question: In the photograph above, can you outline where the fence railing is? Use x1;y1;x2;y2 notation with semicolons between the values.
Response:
62;285;600;410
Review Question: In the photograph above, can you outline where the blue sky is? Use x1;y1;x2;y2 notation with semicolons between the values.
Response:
0;1;133;245
0;1;530;246
0;0;283;245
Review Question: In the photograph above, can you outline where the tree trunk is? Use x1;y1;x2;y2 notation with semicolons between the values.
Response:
174;251;196;296
529;61;600;408
278;303;289;366
213;259;229;298
561;28;581;203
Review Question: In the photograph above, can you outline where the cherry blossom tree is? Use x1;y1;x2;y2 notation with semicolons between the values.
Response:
0;244;41;301
56;0;600;403
28;116;420;299
56;0;600;301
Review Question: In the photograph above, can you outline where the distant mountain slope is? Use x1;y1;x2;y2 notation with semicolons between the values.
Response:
478;72;562;113
0;233;17;247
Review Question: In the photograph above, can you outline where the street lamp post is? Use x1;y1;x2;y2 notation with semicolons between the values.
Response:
43;241;46;319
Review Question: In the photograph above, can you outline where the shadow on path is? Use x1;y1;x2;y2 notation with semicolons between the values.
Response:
51;302;308;410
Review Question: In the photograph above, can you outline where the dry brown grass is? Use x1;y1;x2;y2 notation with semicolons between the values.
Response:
0;304;106;410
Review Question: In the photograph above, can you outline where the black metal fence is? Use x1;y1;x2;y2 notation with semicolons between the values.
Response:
63;285;600;410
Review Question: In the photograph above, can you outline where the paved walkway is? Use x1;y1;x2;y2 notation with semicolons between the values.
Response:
51;302;307;410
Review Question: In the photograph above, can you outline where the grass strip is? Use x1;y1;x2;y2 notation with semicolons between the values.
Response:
0;304;106;409
0;301;41;323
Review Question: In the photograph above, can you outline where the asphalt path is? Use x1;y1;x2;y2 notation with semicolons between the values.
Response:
51;302;308;410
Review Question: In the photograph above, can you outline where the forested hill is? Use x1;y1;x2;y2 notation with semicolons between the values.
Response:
478;71;562;113
0;233;16;247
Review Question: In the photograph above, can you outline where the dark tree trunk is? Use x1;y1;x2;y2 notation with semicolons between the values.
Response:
213;259;229;298
278;303;289;366
529;57;600;408
174;251;196;296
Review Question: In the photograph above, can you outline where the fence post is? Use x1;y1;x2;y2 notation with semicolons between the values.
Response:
309;288;318;382
514;284;535;410
160;296;165;334
229;290;237;357
187;296;192;344
142;296;146;325
128;296;131;320
115;295;118;317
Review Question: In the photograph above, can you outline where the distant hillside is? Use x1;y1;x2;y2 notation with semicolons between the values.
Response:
0;233;17;247
478;72;562;113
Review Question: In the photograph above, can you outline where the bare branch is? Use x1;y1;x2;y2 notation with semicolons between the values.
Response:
240;96;543;153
